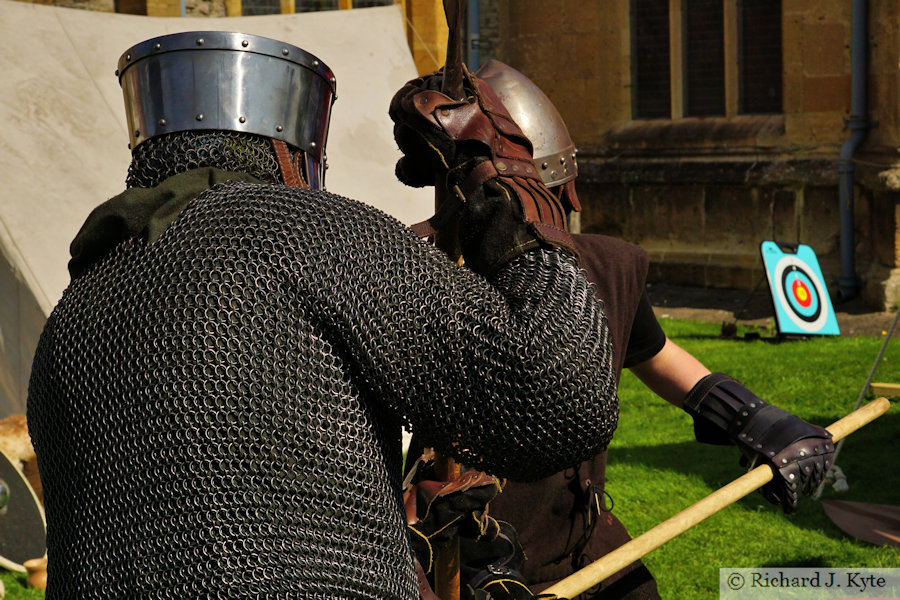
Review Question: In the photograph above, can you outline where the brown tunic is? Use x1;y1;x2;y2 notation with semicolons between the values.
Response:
489;233;662;599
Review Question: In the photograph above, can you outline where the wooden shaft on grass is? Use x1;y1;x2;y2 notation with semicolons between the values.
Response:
544;397;892;599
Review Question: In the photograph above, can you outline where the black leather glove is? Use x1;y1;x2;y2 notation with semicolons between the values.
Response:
389;68;576;277
467;581;541;600
683;373;834;513
405;468;502;574
389;69;463;188
461;519;532;600
470;590;561;600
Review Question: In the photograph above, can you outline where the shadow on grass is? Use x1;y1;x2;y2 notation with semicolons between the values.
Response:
672;332;800;343
608;411;899;540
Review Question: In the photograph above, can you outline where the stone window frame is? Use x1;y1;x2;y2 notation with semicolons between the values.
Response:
631;0;783;121
241;0;392;15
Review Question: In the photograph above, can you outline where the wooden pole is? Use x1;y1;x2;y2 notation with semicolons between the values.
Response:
432;458;462;600
544;398;892;599
430;4;466;599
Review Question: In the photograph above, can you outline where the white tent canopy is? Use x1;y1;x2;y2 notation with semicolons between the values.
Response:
0;1;432;415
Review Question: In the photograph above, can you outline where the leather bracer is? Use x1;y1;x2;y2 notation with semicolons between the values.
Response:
683;373;834;513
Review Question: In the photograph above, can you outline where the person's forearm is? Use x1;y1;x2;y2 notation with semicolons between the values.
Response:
628;338;710;408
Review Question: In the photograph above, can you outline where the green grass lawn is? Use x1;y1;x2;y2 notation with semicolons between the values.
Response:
4;318;897;599
0;571;43;600
607;318;900;598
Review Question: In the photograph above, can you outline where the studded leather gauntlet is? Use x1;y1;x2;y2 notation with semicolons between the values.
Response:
683;373;834;513
389;68;576;277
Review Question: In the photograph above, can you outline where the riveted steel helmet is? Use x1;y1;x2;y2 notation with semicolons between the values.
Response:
117;31;337;189
475;59;577;189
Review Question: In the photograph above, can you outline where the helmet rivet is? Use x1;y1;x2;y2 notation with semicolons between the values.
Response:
196;38;204;46
560;156;566;164
154;43;161;51
310;141;317;148
496;161;508;171
114;69;119;77
134;129;141;137
125;53;132;61
541;161;549;169
195;114;204;121
276;125;284;132
550;170;558;180
241;40;249;47
313;60;320;67
282;48;289;56
238;116;246;124
157;119;167;126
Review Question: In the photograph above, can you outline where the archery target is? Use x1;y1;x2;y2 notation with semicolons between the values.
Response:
760;241;840;336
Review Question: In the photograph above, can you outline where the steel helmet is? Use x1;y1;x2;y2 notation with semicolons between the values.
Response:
475;59;577;189
117;31;337;189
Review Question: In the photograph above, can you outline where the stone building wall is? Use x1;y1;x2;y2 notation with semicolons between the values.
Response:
15;0;116;11
479;0;900;310
180;0;226;17
10;0;228;15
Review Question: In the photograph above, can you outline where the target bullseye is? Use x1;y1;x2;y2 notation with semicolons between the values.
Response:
776;260;824;329
792;279;811;307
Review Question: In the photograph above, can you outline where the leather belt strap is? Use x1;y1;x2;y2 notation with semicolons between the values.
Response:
411;193;462;239
410;161;498;239
271;139;309;189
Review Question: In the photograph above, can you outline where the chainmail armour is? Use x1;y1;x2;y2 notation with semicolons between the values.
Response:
28;133;618;599
126;131;284;188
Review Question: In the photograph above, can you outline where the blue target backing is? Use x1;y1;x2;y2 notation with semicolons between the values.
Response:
760;241;840;336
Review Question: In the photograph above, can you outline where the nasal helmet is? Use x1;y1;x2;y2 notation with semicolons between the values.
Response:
475;59;577;191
